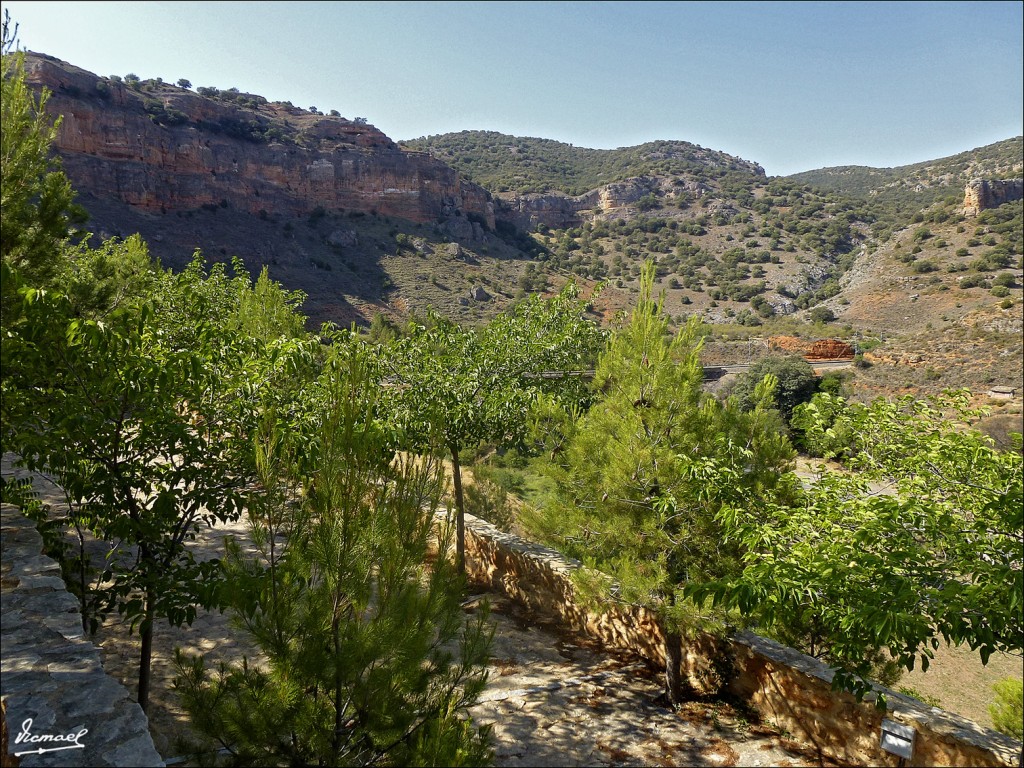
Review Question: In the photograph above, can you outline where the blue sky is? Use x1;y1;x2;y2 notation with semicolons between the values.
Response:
2;1;1021;176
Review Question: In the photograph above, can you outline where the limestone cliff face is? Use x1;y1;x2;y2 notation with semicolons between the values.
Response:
494;175;734;231
24;53;495;229
963;178;1024;216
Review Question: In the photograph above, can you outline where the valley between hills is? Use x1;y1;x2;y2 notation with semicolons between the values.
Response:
4;41;1024;756
23;51;1024;416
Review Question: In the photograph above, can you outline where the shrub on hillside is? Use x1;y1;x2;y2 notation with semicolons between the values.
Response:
993;272;1017;288
730;355;818;422
808;306;835;324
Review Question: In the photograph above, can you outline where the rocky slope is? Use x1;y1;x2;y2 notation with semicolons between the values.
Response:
493;174;722;232
964;179;1024;216
20;51;1023;405
24;52;495;229
403;131;767;231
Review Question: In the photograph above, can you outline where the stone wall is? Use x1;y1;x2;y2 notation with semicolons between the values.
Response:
0;504;163;767
456;512;1023;768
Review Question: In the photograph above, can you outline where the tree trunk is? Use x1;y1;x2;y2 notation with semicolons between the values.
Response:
332;611;341;759
138;585;155;713
77;531;89;634
664;627;685;708
449;444;466;577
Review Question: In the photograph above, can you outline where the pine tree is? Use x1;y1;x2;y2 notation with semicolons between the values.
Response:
175;340;494;767
532;262;795;706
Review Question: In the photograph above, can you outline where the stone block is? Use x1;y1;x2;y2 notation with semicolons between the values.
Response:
2;504;164;766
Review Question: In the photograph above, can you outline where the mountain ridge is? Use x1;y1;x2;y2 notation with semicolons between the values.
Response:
400;131;765;196
786;137;1022;225
20;50;1023;403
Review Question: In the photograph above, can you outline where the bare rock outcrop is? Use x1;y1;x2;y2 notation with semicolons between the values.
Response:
24;53;495;230
494;176;719;231
768;336;854;359
963;178;1023;216
805;339;855;359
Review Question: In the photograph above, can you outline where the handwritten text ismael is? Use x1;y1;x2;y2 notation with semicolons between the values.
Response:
13;718;88;757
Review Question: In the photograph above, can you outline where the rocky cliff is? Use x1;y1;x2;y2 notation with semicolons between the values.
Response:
494;176;715;231
24;53;495;230
963;178;1024;216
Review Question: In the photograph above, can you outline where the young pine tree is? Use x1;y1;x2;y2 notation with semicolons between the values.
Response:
533;262;795;707
175;341;494;767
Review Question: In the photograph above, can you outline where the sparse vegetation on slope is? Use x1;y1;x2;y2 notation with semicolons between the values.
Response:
787;137;1023;231
401;131;763;195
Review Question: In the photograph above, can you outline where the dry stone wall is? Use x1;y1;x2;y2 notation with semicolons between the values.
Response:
0;504;163;767
455;512;1023;768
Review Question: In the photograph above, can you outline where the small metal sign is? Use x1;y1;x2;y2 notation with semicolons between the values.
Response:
880;718;915;760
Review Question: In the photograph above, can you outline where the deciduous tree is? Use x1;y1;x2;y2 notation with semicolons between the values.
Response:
696;392;1023;703
175;341;494;766
384;287;601;574
729;354;818;422
3;254;318;712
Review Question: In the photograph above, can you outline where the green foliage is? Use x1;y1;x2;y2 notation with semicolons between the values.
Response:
147;254;309;349
463;475;516;531
57;233;156;317
959;274;990;289
174;346;493;767
992;272;1017;288
383;285;602;569
2;247;318;711
1;19;86;300
635;193;661;211
730;355;818;422
791;391;855;458
387;284;601;454
808;306;835;324
897;686;943;709
530;263;795;703
143;98;188;126
5;288;243;706
366;311;400;343
989;678;1023;740
695;392;1023;704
